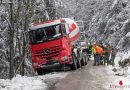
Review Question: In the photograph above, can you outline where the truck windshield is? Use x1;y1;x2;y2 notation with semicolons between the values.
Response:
29;24;62;44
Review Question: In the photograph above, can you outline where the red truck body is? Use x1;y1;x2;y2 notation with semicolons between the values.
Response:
29;18;80;71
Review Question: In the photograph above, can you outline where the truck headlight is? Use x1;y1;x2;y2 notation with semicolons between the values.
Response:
61;56;68;61
33;62;38;66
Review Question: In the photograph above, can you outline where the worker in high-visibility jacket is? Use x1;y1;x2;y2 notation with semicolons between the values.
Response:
92;45;96;66
92;43;103;66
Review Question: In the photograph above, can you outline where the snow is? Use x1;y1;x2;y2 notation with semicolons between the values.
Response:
128;67;130;75
111;0;118;8
104;65;130;90
126;32;130;37
0;75;46;90
114;50;130;67
1;0;130;89
103;50;130;90
54;0;64;7
0;72;68;90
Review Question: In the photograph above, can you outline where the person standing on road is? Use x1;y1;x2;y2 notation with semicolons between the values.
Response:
86;42;92;60
110;47;116;66
98;43;105;65
104;43;111;65
92;43;97;66
95;43;103;65
92;43;103;66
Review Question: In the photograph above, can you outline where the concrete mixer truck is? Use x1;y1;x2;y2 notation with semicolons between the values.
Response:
29;18;88;75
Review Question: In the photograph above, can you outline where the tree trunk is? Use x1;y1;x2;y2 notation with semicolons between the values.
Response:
44;0;56;19
9;0;14;79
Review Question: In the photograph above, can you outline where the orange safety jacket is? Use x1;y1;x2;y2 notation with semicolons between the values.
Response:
95;46;103;55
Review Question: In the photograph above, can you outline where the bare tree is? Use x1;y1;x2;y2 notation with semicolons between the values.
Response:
44;0;56;19
0;0;58;79
9;0;14;79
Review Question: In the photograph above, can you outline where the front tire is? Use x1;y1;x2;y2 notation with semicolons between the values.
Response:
84;55;88;65
81;53;87;66
71;53;78;70
37;69;43;75
77;53;81;68
37;68;47;75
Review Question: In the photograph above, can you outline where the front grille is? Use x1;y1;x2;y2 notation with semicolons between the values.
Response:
35;46;61;60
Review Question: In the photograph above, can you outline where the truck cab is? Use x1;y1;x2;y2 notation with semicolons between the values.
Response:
29;18;88;75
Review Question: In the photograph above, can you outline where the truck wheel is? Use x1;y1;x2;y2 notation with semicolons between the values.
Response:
71;53;77;70
77;53;81;68
81;57;86;66
81;53;87;66
37;69;43;75
85;56;88;65
37;69;47;75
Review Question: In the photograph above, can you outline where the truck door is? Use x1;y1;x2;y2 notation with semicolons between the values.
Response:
61;24;71;49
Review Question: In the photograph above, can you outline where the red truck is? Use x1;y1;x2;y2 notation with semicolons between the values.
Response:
29;18;88;75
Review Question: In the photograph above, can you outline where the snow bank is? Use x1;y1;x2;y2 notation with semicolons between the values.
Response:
114;50;130;67
0;72;68;90
106;77;130;90
104;65;130;90
103;49;130;90
0;75;47;90
114;50;130;77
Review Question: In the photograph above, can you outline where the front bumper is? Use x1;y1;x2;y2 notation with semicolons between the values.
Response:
41;62;61;69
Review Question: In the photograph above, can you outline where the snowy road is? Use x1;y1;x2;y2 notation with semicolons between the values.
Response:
50;61;108;90
1;60;130;90
48;61;130;90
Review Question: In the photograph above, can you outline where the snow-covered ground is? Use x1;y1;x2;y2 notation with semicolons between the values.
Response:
0;50;130;90
114;50;130;67
0;72;68;90
103;65;130;90
90;50;130;90
103;50;130;90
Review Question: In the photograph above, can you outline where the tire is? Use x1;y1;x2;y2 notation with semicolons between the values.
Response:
81;53;87;66
37;68;47;75
37;69;43;75
81;57;86;66
85;56;88;65
71;53;78;70
77;53;81;68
